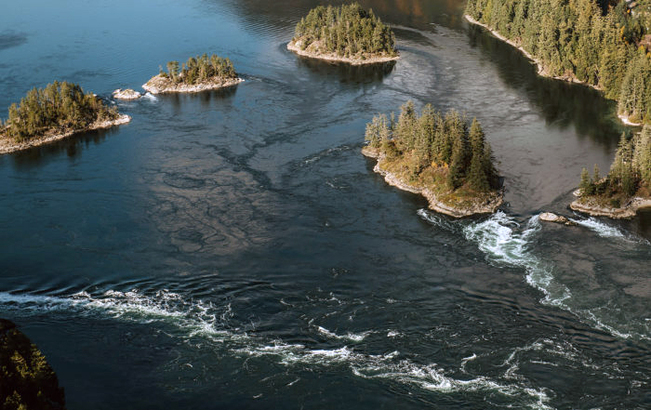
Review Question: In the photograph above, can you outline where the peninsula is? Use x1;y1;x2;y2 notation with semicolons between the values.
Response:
143;54;244;94
572;126;651;218
0;81;130;155
465;0;651;125
363;101;503;217
288;3;399;65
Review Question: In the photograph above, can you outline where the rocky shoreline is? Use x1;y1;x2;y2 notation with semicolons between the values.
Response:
287;40;399;66
570;196;651;219
142;75;244;94
362;146;503;218
0;114;131;155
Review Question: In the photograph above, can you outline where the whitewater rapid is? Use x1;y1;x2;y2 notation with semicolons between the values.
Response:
418;210;650;341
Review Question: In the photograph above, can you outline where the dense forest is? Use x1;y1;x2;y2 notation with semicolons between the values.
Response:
465;0;651;123
579;127;651;205
365;101;499;194
160;54;237;85
292;3;397;59
1;82;119;142
0;319;66;410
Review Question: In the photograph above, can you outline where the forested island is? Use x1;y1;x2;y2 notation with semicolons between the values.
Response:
0;81;130;154
572;126;651;218
1;319;66;410
465;0;651;125
363;101;503;217
143;54;244;94
288;3;399;65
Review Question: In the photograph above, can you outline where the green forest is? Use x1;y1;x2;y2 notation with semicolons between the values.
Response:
465;0;651;124
1;81;119;143
579;127;651;205
365;101;500;195
1;319;66;410
161;54;237;85
293;3;397;59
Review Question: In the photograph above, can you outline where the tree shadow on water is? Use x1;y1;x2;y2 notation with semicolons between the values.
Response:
159;85;240;114
7;126;120;170
295;55;396;84
467;25;627;151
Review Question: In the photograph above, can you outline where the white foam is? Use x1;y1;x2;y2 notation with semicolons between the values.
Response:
460;353;477;373
316;325;371;342
462;212;651;340
142;92;157;101
570;217;627;239
417;208;457;232
0;288;552;407
237;339;550;408
0;289;236;341
463;212;572;307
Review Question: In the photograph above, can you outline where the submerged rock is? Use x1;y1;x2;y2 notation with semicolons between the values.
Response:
0;319;66;409
113;88;142;100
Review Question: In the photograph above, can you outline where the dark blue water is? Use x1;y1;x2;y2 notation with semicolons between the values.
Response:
1;1;649;409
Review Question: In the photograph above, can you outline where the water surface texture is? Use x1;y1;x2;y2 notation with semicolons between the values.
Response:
0;1;649;409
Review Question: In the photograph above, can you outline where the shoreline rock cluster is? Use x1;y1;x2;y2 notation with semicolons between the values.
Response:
0;114;131;155
570;192;651;219
112;88;142;100
362;146;503;218
142;75;244;95
287;41;399;66
539;212;576;226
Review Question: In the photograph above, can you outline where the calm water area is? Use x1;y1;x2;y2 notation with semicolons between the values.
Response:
0;0;649;408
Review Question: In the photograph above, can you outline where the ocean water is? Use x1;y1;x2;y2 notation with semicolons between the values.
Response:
0;0;649;409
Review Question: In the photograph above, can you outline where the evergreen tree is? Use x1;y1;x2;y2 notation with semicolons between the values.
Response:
365;101;499;194
167;61;179;82
580;167;594;196
2;82;118;142
633;125;651;186
292;3;397;59
467;118;491;191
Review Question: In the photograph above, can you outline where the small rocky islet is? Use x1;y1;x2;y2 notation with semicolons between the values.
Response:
287;3;399;65
362;101;503;218
142;53;244;94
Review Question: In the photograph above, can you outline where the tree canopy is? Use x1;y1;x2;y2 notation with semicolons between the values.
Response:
365;101;500;193
1;81;118;143
579;125;651;202
293;3;397;59
466;0;651;123
161;54;237;85
1;319;66;410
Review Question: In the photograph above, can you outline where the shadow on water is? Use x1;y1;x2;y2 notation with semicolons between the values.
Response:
8;127;121;169
222;0;467;31
158;85;239;110
0;30;28;51
295;56;396;84
628;209;651;238
467;25;625;151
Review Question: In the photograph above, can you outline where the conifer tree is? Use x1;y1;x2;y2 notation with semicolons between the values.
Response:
580;167;594;196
